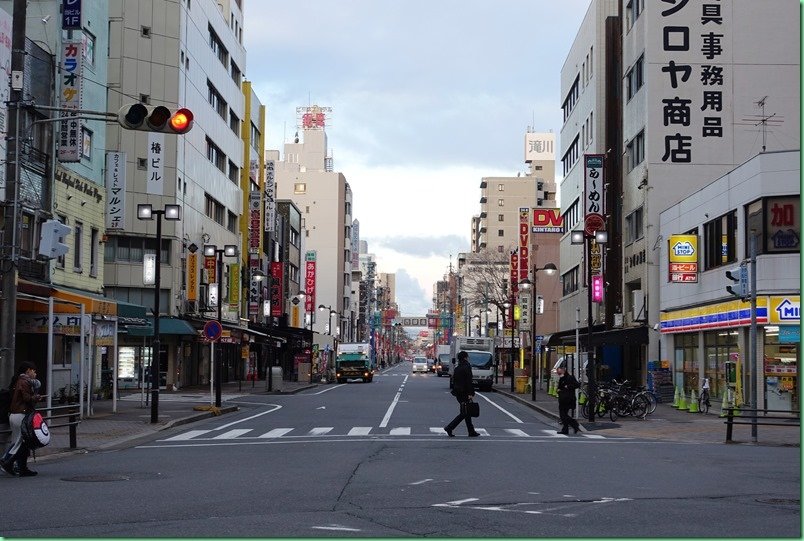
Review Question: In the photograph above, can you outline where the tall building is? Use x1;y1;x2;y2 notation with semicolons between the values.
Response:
104;0;246;388
273;105;354;340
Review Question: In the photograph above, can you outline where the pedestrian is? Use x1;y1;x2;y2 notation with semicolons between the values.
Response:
1;361;43;476
555;363;580;435
444;351;480;437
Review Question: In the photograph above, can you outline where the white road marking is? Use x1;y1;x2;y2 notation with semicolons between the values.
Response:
409;479;433;485
475;428;490;436
505;429;530;437
309;385;343;395
212;429;252;439
430;427;448;435
542;429;568;438
163;430;210;441
214;404;282;431
379;375;408;428
311;525;361;532
347;427;372;436
390;427;411;435
258;428;294;438
316;406;326;409
308;427;333;436
446;498;479;506
474;393;523;423
582;434;606;439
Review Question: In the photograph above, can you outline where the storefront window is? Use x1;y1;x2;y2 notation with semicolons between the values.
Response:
117;346;152;389
763;326;799;412
704;330;739;398
675;333;698;392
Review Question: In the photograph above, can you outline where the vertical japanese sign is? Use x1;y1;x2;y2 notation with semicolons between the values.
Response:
765;196;799;253
248;256;260;317
61;0;81;29
518;207;530;329
187;252;198;302
228;263;240;309
204;255;216;284
351;220;360;270
270;261;283;317
0;9;10;200
146;132;165;195
58;40;82;162
305;250;317;314
657;0;728;165
105;152;125;230
583;154;605;221
264;160;275;233
508;248;518;328
668;234;699;283
248;190;261;254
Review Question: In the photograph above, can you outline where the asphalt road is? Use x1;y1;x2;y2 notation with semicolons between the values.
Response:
2;362;799;537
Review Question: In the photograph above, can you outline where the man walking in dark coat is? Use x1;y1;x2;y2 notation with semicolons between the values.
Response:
556;364;581;434
444;351;480;437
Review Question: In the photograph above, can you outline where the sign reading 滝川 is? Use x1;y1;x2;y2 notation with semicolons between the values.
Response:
58;40;83;162
668;234;698;283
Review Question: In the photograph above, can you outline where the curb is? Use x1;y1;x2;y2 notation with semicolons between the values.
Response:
492;388;561;423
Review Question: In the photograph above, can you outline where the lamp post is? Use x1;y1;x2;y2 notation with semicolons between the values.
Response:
248;267;266;323
318;304;336;335
204;243;238;408
137;203;181;424
502;300;512;391
571;229;607;422
518;263;558;401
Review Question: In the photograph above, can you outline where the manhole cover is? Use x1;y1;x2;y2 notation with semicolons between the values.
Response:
62;474;130;482
756;498;799;505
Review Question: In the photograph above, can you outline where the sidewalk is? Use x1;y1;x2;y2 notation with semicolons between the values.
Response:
31;379;318;462
491;378;800;447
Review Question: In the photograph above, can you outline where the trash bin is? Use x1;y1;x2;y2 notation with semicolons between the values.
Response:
515;376;528;394
270;366;283;392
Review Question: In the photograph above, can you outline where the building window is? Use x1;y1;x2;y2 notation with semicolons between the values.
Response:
206;137;225;172
104;236;170;265
228;160;239;183
82;30;96;66
703;210;737;270
205;193;214;218
227;211;237;233
207;80;227;119
626;130;645;171
561;198;580;235
230;60;241;87
625;206;644;244
209;25;228;66
562;75;580;123
250;122;260;151
562;266;579;296
497;199;505;207
497;229;504;237
498;214;504;222
745;195;800;256
141;26;151;38
229;110;240;134
90;227;98;277
497;245;504;253
204;194;225;226
294;183;306;194
561;134;580;176
626;55;644;100
73;221;83;271
497;184;504;191
626;0;644;31
81;127;92;159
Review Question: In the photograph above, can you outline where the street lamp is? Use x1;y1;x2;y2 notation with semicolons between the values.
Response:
571;229;607;422
204;243;238;407
519;263;558;401
249;268;266;322
137;203;181;424
472;315;481;337
318;304;336;335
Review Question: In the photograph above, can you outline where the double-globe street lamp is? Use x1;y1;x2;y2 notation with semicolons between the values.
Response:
137;203;181;424
204;243;238;407
517;262;558;401
502;299;512;392
571;229;608;422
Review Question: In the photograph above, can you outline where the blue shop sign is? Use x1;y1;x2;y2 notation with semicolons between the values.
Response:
778;325;800;344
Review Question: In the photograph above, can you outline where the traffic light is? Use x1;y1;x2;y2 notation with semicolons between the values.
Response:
725;264;748;298
117;104;194;134
38;219;72;259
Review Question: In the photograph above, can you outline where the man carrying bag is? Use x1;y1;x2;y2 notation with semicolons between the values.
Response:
444;351;480;437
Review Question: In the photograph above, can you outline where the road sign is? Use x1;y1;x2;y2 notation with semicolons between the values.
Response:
203;320;223;342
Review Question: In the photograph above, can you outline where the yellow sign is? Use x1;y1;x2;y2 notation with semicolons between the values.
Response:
187;253;198;302
768;295;800;325
228;263;240;308
668;234;698;263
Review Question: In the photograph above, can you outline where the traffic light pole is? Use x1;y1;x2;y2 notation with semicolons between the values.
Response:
749;231;758;442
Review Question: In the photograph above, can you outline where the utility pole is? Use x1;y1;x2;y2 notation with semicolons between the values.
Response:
0;0;27;385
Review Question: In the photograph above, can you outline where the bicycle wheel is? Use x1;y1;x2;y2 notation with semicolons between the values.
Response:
631;394;649;418
698;392;709;414
609;397;621;422
641;391;658;415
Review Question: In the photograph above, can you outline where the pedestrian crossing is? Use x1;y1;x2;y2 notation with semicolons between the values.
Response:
160;426;611;442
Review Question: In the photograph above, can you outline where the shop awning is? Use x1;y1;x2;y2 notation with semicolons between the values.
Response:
126;317;197;337
17;280;116;315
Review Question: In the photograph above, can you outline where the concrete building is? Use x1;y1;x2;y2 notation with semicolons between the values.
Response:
104;0;246;389
659;150;800;412
273;105;355;341
622;0;800;385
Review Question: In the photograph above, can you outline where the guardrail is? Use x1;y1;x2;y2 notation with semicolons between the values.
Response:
0;404;81;449
724;407;800;443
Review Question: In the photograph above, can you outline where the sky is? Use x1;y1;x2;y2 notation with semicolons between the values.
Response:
243;0;592;316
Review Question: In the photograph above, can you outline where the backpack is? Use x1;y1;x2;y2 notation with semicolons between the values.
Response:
0;388;10;419
21;410;50;449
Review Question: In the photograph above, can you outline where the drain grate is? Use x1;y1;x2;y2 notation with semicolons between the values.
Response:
62;474;130;482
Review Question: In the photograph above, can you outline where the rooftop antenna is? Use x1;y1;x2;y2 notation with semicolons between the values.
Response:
737;96;783;153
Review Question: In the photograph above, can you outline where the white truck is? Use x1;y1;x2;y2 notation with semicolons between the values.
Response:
450;336;495;391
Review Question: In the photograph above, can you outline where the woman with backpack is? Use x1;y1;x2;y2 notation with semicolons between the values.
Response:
1;361;42;477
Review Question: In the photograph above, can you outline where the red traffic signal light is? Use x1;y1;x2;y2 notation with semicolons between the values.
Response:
118;104;194;134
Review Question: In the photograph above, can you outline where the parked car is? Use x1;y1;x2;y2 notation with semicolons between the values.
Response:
412;356;429;373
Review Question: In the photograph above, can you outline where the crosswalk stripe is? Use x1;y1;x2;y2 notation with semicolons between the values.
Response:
163;430;211;441
308;427;334;436
430;427;447;435
582;434;606;439
258;428;294;438
541;429;568;438
505;429;530;437
389;427;411;435
475;428;490;437
212;429;252;439
347;427;372;436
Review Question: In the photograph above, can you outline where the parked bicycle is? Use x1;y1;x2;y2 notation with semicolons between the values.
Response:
698;377;711;414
